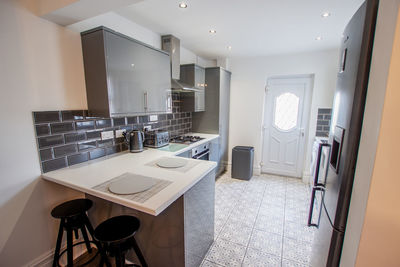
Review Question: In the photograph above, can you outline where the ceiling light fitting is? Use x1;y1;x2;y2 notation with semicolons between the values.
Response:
321;12;331;18
315;36;322;41
227;46;232;50
209;29;217;34
179;2;187;8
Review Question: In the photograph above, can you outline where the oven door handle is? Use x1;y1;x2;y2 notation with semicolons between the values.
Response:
192;149;210;159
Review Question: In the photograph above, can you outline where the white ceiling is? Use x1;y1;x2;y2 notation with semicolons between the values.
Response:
115;0;364;59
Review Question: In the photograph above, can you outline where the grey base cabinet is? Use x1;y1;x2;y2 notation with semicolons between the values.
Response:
192;67;231;177
86;169;215;267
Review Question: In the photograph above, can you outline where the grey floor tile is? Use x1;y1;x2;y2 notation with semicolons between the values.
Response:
281;258;309;267
200;260;225;267
218;223;252;246
248;229;283;257
243;248;282;267
205;238;247;267
282;237;313;265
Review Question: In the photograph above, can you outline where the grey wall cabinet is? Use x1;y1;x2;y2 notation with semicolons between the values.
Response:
180;64;206;112
191;67;231;176
179;64;206;90
81;27;172;117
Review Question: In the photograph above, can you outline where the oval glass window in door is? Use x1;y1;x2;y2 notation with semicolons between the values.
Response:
274;92;299;131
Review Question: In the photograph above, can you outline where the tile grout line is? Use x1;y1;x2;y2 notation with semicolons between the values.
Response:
240;179;268;267
281;177;288;267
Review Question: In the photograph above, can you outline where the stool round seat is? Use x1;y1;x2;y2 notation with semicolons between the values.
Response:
94;215;140;244
94;215;147;267
50;198;103;267
51;198;93;219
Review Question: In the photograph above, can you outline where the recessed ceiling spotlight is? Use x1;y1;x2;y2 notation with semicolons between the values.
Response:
209;29;217;34
315;36;322;41
321;12;331;18
179;2;187;8
227;46;232;50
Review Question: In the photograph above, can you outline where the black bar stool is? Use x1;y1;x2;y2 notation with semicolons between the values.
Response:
94;215;148;267
51;198;104;267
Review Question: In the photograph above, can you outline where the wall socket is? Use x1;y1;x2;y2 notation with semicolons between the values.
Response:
115;129;126;138
101;130;114;140
149;115;158;122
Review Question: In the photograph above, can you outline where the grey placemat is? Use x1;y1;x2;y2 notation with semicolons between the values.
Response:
146;157;200;173
92;175;172;203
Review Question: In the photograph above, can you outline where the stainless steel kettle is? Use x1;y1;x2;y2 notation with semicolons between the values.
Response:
123;130;145;153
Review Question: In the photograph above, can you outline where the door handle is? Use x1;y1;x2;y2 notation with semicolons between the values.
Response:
144;92;148;111
299;128;305;137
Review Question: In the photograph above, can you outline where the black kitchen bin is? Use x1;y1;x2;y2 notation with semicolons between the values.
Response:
231;146;254;180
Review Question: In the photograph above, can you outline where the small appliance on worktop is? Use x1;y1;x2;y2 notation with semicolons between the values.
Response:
123;130;145;153
144;131;170;148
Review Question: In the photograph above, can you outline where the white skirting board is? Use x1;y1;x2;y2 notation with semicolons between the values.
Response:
24;238;86;267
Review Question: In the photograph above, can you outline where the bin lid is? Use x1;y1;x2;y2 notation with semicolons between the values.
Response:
233;146;254;151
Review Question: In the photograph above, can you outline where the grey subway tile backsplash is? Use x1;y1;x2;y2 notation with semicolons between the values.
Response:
38;135;64;148
316;108;332;137
33;111;60;123
97;139;113;147
96;119;112;128
39;149;53;161
53;144;77;158
86;130;102;140
65;132;86;143
78;141;97;151
42;158;67;173
50;122;75;134
67;153;89;166
61;110;86;121
113;117;126;126
33;94;192;172
106;145;122;155
35;124;50;136
75;121;95;131
139;116;149;123
127;117;138;124
89;148;106;160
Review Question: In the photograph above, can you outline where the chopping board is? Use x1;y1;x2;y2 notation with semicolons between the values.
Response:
156;157;188;168
108;173;155;195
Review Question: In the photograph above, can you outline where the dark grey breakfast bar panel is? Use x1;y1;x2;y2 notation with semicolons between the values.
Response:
86;169;215;267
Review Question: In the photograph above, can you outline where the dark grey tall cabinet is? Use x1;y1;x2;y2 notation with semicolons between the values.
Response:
192;67;231;176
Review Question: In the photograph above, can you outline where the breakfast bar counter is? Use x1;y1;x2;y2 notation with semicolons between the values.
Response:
42;133;219;267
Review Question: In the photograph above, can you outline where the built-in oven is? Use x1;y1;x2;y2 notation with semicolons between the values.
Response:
191;143;210;161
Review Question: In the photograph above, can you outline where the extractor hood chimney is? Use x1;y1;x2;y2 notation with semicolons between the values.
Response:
161;35;197;91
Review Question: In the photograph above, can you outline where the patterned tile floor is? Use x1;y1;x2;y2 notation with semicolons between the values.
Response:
201;172;315;267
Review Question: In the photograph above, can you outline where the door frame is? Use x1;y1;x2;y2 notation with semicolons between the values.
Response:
260;74;314;177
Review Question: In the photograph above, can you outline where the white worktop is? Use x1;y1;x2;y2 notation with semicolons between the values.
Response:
42;133;219;216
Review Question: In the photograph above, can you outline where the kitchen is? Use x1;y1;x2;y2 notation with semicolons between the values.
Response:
1;0;400;267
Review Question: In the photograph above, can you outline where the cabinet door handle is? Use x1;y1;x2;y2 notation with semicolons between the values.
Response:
167;91;172;111
144;92;148;111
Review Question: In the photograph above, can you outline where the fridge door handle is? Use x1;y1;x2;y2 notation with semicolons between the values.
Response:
308;186;325;228
314;143;331;187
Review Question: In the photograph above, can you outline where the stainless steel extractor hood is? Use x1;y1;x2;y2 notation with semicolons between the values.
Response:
161;34;197;91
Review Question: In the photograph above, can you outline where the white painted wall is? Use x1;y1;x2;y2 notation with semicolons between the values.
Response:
228;49;339;177
67;12;217;68
0;0;86;265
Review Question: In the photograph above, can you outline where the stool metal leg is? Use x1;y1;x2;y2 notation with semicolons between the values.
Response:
52;219;64;267
80;226;93;253
131;238;148;267
66;225;74;267
115;248;123;267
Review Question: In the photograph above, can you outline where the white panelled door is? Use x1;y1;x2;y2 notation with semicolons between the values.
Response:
261;76;312;178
